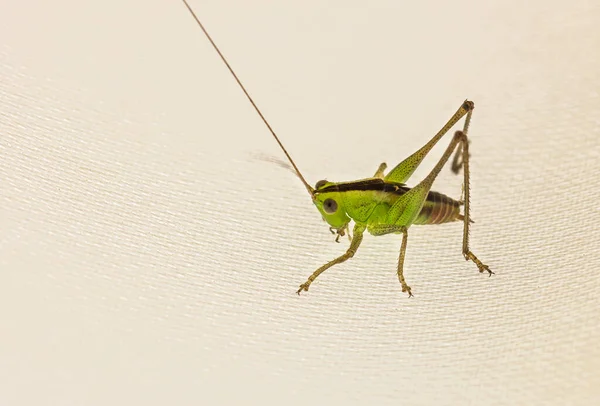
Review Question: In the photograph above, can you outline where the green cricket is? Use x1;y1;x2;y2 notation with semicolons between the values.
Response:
182;0;493;297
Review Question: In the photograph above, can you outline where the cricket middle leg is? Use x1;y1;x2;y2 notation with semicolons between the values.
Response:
367;224;412;297
397;228;412;297
373;162;387;178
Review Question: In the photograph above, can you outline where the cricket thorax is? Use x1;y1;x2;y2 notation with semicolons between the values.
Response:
312;178;407;228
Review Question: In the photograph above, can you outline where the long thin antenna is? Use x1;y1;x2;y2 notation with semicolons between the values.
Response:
181;0;315;196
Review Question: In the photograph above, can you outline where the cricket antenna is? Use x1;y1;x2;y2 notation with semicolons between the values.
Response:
181;0;315;197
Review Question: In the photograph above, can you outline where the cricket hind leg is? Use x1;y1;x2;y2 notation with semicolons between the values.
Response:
384;100;474;184
416;130;493;276
451;105;473;175
297;224;365;294
451;141;470;175
455;132;493;276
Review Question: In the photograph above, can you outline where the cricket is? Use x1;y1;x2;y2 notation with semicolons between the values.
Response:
181;0;494;297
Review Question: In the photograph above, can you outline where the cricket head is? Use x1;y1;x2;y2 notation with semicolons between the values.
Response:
312;180;351;230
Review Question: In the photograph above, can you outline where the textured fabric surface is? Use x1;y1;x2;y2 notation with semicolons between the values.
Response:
1;0;599;405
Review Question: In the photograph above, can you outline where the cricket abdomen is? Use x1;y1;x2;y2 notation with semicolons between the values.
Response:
413;191;462;225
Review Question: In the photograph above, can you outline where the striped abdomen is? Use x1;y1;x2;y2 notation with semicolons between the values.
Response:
413;191;462;225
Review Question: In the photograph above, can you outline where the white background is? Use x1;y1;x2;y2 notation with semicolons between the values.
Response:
1;0;599;404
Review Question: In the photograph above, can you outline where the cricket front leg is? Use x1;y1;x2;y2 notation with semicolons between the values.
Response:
297;224;365;294
329;223;352;243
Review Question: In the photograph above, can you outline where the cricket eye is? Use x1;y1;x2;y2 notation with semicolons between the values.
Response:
323;198;338;214
315;180;328;189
